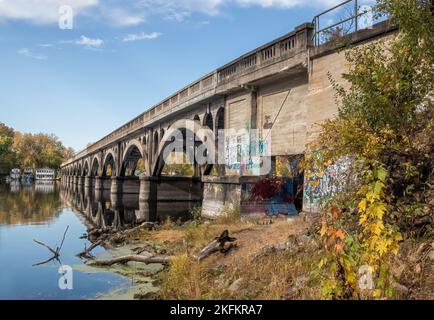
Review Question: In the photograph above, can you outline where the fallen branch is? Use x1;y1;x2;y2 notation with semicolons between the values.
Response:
88;222;156;242
194;230;237;261
33;226;69;267
89;254;173;267
33;239;59;257
33;226;70;257
78;240;104;257
123;222;156;236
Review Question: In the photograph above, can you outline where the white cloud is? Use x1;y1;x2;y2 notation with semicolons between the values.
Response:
0;0;98;24
73;35;103;47
234;0;340;9
38;43;54;48
0;0;344;26
122;31;162;42
136;0;341;17
18;48;47;60
103;7;145;26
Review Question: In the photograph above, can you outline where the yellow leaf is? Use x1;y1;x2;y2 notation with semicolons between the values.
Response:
359;214;368;225
373;289;383;298
320;224;328;237
370;222;384;236
358;199;367;213
371;203;387;219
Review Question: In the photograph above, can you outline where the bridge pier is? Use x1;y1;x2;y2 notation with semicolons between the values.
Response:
110;176;123;194
122;176;140;194
77;176;85;187
85;176;93;189
138;177;157;221
95;176;111;191
94;177;103;190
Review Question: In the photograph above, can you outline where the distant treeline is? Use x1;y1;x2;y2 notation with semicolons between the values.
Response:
0;122;75;176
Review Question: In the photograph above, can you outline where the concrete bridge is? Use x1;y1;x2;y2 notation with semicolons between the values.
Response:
61;5;395;220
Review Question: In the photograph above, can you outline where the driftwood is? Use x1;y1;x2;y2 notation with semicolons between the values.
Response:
89;254;173;267
78;240;104;257
33;226;69;267
88;222;155;241
194;230;237;261
33;239;59;256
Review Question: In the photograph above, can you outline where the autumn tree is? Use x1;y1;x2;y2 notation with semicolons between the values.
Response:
0;122;75;175
0;123;18;175
306;0;434;299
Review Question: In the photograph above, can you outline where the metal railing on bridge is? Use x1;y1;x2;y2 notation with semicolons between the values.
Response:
311;0;388;46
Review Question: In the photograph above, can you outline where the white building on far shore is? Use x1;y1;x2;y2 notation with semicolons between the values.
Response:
35;168;56;181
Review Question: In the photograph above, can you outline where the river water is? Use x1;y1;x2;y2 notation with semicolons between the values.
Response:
0;181;143;300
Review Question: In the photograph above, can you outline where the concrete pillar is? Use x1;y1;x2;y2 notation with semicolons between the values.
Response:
110;193;122;211
73;176;78;185
139;177;157;201
139;176;158;221
85;176;93;189
94;176;103;190
78;176;85;187
137;200;151;222
84;186;90;199
110;176;123;194
95;188;103;202
122;176;140;194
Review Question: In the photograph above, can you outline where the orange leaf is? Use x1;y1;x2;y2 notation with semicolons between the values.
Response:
335;229;346;241
331;206;341;220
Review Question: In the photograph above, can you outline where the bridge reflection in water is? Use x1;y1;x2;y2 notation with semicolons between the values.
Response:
61;182;198;231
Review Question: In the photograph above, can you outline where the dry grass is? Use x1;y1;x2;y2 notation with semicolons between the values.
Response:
143;213;323;300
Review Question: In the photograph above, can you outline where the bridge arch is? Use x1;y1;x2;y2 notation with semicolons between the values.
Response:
151;119;215;177
215;107;225;131
120;140;149;177
102;151;116;177
82;160;90;177
203;112;214;131
90;155;101;176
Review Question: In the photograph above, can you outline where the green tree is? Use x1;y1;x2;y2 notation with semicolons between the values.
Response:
0;123;18;175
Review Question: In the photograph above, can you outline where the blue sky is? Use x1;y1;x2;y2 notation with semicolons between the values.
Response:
0;0;345;152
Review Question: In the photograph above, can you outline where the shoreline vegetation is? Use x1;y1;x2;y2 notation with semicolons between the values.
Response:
80;205;432;300
0;122;74;177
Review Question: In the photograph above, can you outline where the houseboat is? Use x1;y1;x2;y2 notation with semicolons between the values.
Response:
35;168;56;181
10;168;21;180
22;168;34;182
